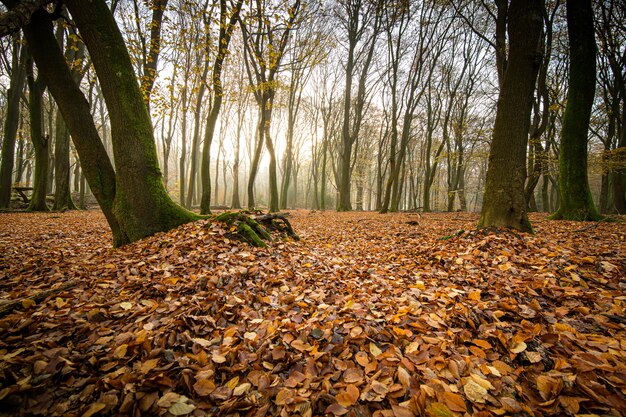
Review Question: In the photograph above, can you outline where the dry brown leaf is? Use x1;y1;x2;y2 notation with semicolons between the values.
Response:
336;384;360;407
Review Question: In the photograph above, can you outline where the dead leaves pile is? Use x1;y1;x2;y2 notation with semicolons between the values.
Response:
0;210;624;417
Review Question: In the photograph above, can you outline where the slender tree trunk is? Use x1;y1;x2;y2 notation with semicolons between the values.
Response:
231;116;242;209
613;107;626;213
179;77;189;206
550;0;602;221
199;0;241;214
265;114;280;213
14;131;25;184
53;26;85;211
320;138;327;210
25;58;49;212
140;0;167;112
52;115;76;210
247;110;264;209
0;35;26;208
479;0;543;231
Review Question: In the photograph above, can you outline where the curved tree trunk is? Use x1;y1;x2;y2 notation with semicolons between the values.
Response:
22;8;123;241
549;0;602;221
64;0;198;241
479;0;543;231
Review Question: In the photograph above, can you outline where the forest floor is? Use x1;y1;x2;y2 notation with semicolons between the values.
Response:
0;210;625;417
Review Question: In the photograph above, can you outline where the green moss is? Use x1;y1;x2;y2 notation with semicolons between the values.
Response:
237;222;267;248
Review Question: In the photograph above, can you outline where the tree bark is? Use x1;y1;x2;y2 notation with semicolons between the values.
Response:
0;34;26;208
20;8;124;240
52;26;84;211
549;0;602;221
200;0;242;214
479;0;543;231
612;107;626;213
26;57;49;212
140;0;167;112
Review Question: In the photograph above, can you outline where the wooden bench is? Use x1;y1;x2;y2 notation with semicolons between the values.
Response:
13;186;33;203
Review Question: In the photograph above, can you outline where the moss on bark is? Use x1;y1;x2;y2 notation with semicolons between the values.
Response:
549;0;602;222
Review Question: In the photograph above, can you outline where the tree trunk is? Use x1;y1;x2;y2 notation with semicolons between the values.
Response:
0;34;26;208
549;0;602;221
612;107;626;213
200;6;240;195
186;58;209;209
64;0;198;240
14;131;25;184
479;0;543;232
21;8;124;241
26;58;49;212
52;26;85;211
140;0;167;112
231;114;242;209
52;115;76;210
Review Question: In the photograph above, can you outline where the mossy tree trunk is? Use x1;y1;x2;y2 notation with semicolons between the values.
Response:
21;8;123;243
478;0;543;232
64;0;198;242
18;2;196;246
613;108;626;214
0;34;26;208
52;25;83;211
25;57;49;212
549;0;602;221
52;117;76;211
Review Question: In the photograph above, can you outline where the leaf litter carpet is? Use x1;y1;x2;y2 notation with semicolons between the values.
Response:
0;210;625;417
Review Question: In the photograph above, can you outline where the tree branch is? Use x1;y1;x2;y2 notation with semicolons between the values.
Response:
0;0;53;38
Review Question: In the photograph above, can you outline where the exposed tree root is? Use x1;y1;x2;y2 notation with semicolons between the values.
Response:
213;211;299;248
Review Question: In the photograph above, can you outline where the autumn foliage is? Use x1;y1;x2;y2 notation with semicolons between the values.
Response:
0;211;625;416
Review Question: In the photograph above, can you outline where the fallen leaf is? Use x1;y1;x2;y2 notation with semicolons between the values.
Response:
336;384;359;407
82;402;106;417
464;379;488;403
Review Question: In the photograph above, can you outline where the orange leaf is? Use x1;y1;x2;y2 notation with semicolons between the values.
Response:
442;391;467;412
336;384;359;407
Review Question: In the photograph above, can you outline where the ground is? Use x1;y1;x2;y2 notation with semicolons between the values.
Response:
0;210;625;417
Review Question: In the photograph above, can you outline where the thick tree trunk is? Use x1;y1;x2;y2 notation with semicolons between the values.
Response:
549;0;602;221
64;0;198;241
14;132;25;184
0;35;26;208
479;0;543;232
